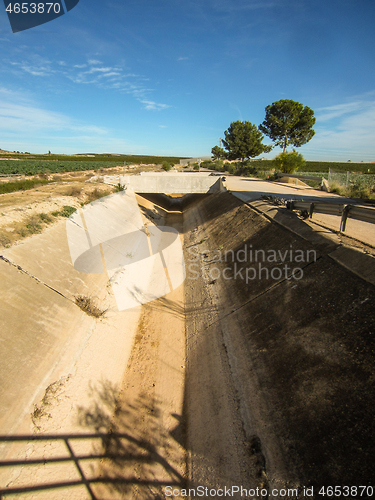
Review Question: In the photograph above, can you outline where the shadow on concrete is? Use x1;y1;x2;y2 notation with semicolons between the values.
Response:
0;382;185;499
137;193;211;212
184;189;375;488
145;294;217;322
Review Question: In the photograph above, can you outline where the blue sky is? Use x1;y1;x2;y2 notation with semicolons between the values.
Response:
0;0;375;161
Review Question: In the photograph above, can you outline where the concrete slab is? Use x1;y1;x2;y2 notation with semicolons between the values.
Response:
2;222;108;301
104;173;225;194
0;258;82;433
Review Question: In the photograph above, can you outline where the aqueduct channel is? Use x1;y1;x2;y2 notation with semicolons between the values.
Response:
0;176;374;499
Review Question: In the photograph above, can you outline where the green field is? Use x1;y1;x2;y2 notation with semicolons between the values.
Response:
0;154;187;176
254;160;375;174
0;178;50;194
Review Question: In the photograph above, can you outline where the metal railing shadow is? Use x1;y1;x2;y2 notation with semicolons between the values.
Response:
0;385;185;499
0;432;183;499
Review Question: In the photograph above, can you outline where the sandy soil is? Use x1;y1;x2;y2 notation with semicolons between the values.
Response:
0;163;167;249
0;181;113;248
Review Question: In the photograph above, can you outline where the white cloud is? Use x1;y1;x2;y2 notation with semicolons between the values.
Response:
0;88;108;136
5;56;170;113
10;61;55;77
84;66;115;74
316;101;366;122
101;72;121;78
302;94;375;160
139;100;170;111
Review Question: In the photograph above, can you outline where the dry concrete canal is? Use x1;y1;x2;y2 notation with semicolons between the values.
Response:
0;174;374;499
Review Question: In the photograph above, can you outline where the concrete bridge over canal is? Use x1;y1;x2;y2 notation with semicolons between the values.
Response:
104;171;226;194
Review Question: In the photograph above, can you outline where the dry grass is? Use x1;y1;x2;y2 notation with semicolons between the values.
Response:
85;188;111;204
75;295;106;318
329;181;375;200
24;214;43;234
64;185;82;197
0;232;11;248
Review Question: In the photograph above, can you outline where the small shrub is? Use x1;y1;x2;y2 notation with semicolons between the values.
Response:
255;169;277;181
0;179;49;195
226;164;236;175
39;213;53;223
162;162;172;171
274;151;306;174
347;182;372;199
212;160;224;171
52;206;77;218
227;160;257;177
201;160;213;169
60;206;77;217
16;228;27;237
115;182;126;192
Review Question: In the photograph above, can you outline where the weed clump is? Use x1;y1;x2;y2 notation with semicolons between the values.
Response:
52;206;77;218
64;185;82;197
85;188;111;203
115;183;126;192
39;212;53;223
75;295;106;318
25;215;42;234
0;232;11;248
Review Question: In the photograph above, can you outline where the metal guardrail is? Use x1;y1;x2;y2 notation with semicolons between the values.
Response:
286;200;375;232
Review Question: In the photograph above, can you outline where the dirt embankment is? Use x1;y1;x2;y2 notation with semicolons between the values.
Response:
0;180;115;248
0;163;166;249
183;192;375;497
